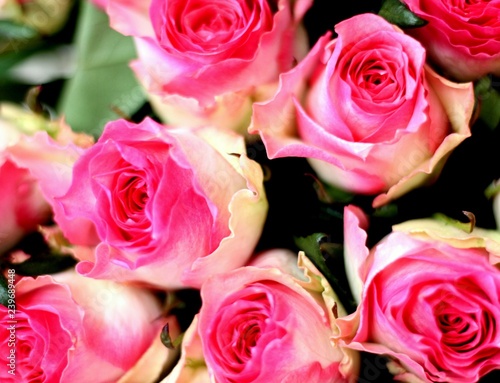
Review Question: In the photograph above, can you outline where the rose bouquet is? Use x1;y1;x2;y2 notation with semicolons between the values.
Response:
1;0;500;382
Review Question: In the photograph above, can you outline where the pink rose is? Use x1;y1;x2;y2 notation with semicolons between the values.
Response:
0;160;51;255
337;205;500;382
105;0;312;132
403;0;500;82
0;105;92;255
0;270;173;382
250;13;474;207
0;110;46;254
56;118;268;289
194;249;358;383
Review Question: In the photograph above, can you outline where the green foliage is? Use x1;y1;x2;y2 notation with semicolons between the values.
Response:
295;233;356;313
379;0;428;28
433;212;476;234
160;322;184;350
373;203;398;218
0;19;38;44
0;273;9;307
322;183;354;204
57;1;145;137
295;233;341;285
485;180;500;200
475;76;500;130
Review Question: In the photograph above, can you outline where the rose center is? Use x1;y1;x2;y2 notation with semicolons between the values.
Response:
211;288;281;377
187;7;235;44
160;0;274;58
433;299;488;352
461;0;487;7
115;173;149;225
441;0;494;19
234;319;263;362
357;60;391;91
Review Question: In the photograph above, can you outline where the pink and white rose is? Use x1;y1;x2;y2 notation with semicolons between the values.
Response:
0;270;174;382
403;0;500;82
0;104;92;255
250;13;474;207
105;0;312;132
56;118;268;289
337;205;500;382
0;160;51;255
189;249;358;383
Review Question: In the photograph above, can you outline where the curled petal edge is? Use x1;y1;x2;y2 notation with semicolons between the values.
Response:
181;154;268;288
373;67;474;207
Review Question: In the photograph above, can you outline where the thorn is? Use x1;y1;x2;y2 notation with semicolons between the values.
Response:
110;104;131;121
462;211;476;233
25;86;45;115
160;322;175;349
332;302;338;319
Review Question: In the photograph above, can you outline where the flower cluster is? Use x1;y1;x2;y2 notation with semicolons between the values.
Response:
1;0;500;382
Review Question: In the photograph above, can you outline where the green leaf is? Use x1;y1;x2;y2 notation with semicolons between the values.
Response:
379;0;428;28
295;233;337;285
295;233;356;313
485;180;500;199
324;184;354;204
0;19;38;41
0;273;9;307
57;1;146;137
432;212;476;234
373;203;398;218
160;322;184;349
475;76;500;130
0;20;39;55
